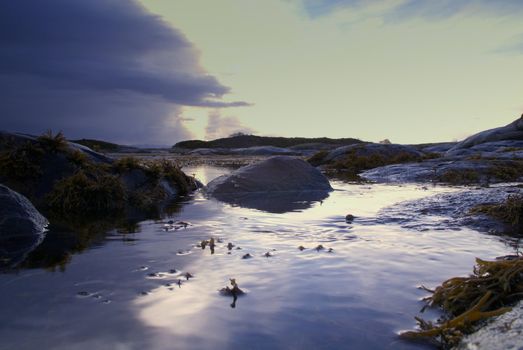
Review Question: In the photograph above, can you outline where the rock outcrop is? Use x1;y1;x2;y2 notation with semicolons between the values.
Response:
0;184;48;268
0;131;199;221
447;115;523;154
320;143;424;165
206;156;332;212
356;115;523;185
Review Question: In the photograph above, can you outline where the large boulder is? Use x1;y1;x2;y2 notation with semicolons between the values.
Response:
206;156;332;212
447;115;523;154
0;184;48;268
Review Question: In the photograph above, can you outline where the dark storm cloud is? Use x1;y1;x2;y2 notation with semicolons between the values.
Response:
0;0;247;144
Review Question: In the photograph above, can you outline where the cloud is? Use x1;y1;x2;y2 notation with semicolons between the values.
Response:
303;0;523;19
205;111;255;140
387;0;523;20
0;0;246;144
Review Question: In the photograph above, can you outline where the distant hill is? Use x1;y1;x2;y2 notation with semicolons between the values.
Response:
71;139;122;152
173;135;364;150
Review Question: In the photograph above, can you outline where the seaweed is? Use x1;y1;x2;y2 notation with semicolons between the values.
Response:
324;149;422;182
37;130;68;154
46;170;127;217
0;141;45;185
401;257;523;348
436;169;480;185
469;194;523;235
307;150;329;166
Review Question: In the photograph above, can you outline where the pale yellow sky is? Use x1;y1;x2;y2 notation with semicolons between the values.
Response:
141;0;523;143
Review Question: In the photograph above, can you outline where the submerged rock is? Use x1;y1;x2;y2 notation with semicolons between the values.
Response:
206;156;332;212
0;184;48;268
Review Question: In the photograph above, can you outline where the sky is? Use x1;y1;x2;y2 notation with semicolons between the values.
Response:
1;0;522;146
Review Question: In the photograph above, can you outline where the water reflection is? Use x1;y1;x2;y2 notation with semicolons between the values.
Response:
0;232;45;270
5;196;188;271
210;190;330;213
1;165;521;350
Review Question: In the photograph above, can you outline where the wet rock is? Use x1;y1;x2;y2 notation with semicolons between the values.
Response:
298;245;306;251
345;214;355;223
360;158;523;184
207;156;332;194
373;186;522;234
456;300;523;350
315;245;325;251
242;253;253;259
0;184;48;268
206;156;332;213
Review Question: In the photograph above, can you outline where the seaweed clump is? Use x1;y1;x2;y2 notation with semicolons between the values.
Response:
317;147;422;182
401;256;523;348
470;194;523;234
46;170;127;217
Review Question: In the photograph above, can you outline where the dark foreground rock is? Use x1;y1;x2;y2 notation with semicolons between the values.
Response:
206;156;332;212
0;131;199;221
0;184;48;268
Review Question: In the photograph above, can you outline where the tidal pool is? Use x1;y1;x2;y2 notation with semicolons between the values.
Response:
0;165;516;350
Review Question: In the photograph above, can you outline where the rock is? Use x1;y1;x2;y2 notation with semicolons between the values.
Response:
457;300;523;350
207;156;332;194
206;156;332;212
447;115;523;154
0;184;48;268
373;186;521;234
345;214;355;223
360;158;523;185
446;140;523;158
321;143;425;164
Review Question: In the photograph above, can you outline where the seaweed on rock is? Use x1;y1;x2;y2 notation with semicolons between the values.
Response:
401;257;523;348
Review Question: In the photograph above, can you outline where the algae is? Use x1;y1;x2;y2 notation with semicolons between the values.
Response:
401;256;523;348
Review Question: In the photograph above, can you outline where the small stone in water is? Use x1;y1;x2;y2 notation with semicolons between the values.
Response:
298;246;306;251
327;248;334;253
264;251;273;257
242;253;253;259
77;291;89;297
315;245;325;251
345;214;355;223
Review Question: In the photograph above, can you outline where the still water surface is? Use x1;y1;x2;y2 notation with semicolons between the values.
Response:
0;166;515;350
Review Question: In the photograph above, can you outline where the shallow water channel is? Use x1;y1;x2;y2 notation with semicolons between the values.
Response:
0;165;517;350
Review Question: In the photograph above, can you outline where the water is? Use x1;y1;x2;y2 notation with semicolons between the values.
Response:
0;165;515;350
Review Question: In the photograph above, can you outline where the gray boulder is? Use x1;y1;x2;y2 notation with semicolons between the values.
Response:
0;184;48;268
447;115;523;154
206;156;332;212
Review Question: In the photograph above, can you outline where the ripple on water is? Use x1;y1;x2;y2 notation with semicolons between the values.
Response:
0;165;518;350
